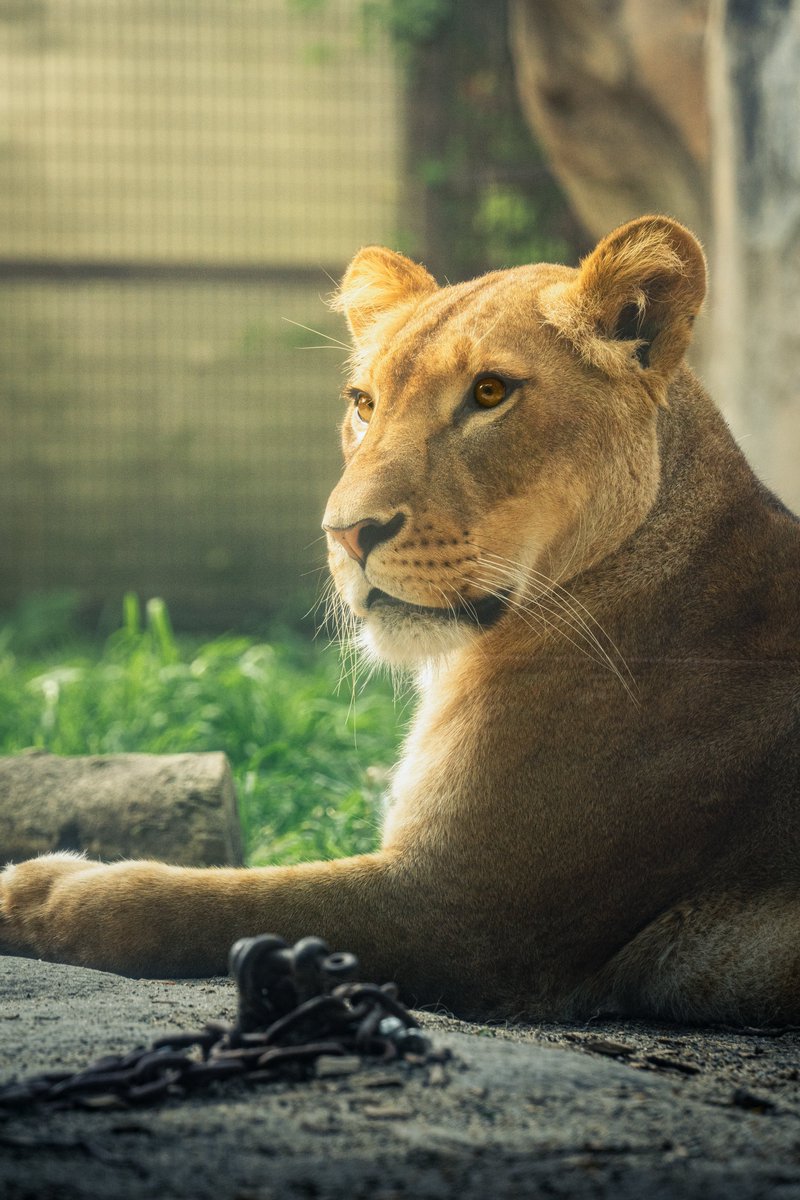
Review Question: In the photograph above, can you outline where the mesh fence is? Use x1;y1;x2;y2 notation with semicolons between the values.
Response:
0;0;403;628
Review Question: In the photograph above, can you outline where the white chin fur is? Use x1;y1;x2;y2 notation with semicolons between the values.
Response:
359;608;473;668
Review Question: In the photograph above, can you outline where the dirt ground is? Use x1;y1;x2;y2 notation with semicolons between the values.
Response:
1;956;800;1199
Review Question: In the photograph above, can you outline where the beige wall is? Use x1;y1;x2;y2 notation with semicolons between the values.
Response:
0;1;403;625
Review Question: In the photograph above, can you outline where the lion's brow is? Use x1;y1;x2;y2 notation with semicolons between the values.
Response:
377;278;497;387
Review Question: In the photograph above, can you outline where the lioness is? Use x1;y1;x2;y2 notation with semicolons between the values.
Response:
2;216;799;1023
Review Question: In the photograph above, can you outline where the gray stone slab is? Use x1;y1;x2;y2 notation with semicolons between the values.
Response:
1;956;799;1199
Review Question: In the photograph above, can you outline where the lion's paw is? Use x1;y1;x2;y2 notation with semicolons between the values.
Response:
0;852;93;959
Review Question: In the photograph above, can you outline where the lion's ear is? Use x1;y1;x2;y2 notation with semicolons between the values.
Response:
331;247;438;343
541;216;707;404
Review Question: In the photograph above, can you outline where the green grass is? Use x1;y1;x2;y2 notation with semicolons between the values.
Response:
0;594;405;866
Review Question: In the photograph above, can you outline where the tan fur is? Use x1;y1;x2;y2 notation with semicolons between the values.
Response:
2;217;800;1025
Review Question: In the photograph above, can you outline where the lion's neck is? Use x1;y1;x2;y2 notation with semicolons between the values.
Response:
573;369;759;604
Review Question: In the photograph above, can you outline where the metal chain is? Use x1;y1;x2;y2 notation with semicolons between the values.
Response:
0;934;447;1110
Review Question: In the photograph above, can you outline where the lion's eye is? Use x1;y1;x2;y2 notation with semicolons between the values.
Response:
353;392;374;424
473;375;507;408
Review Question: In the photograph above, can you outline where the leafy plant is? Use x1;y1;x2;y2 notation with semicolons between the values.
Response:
361;0;454;48
0;595;403;865
473;184;570;268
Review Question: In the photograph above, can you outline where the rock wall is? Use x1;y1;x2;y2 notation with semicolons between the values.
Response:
508;0;710;243
509;0;800;510
707;0;800;508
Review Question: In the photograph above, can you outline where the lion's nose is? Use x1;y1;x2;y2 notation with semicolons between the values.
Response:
324;513;406;568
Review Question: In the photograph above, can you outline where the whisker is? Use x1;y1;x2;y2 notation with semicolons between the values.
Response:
477;585;629;697
428;582;489;664
480;551;636;689
481;567;628;682
552;508;584;585
458;571;580;663
448;583;492;662
281;317;350;350
464;564;638;705
467;570;602;662
471;308;507;348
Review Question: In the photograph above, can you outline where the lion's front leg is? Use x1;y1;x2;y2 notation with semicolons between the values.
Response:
0;851;440;988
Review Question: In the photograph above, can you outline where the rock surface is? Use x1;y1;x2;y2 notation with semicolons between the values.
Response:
1;956;800;1198
0;751;243;867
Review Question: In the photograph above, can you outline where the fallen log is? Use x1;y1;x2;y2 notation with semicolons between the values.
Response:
0;751;243;867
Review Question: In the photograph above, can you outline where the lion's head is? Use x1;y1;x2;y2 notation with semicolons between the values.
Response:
323;216;706;668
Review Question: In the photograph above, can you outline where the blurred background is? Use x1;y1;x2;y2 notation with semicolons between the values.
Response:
1;0;798;632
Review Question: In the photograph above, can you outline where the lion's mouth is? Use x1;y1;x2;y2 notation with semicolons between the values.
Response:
365;587;509;628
